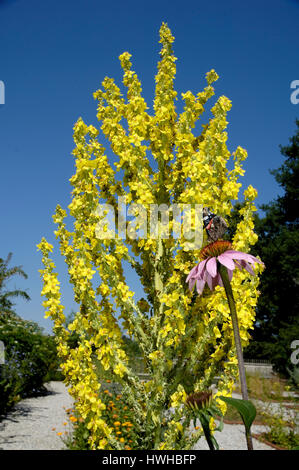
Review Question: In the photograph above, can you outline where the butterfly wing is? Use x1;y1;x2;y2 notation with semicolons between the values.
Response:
206;216;228;242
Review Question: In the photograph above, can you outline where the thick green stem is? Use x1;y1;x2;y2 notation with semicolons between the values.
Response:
218;264;253;451
198;414;216;451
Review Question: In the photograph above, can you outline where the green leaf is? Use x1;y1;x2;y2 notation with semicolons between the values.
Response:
218;396;256;434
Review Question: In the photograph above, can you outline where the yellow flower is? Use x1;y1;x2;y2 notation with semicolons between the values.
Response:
244;184;258;201
170;385;187;408
113;363;127;377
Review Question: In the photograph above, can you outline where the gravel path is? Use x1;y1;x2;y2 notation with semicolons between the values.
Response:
0;382;275;450
0;381;74;450
191;422;274;450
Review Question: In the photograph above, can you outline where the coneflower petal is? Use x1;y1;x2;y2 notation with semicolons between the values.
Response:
188;277;196;291
197;258;209;279
234;260;243;270
196;278;206;295
240;260;255;275
217;253;236;271
205;271;215;291
206;257;217;277
186;264;199;282
224;250;263;265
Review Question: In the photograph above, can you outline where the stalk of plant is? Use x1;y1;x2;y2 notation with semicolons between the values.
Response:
186;240;264;450
185;391;223;450
218;263;253;450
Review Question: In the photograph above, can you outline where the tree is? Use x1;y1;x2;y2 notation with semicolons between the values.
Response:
244;120;299;375
38;23;262;449
0;252;30;316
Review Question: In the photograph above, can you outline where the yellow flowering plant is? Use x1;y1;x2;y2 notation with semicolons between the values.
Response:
37;23;263;450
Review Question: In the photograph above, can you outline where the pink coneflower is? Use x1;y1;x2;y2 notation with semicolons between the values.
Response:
186;240;264;294
186;239;264;451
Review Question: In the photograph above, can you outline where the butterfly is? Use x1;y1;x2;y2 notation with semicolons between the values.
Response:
203;207;228;242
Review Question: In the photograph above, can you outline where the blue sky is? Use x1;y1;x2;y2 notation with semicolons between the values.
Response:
0;0;298;333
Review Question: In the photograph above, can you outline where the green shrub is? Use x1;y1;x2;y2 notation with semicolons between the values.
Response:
260;406;299;450
0;314;60;416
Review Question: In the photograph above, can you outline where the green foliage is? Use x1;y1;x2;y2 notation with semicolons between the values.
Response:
219;396;256;436
63;310;80;350
239;120;299;376
121;335;142;358
243;373;289;402
64;411;91;450
260;405;299;450
288;365;299;388
198;408;223;450
189;404;223;450
0;315;60;416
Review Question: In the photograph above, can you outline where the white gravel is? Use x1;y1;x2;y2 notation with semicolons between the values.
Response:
0;381;74;450
0;382;276;450
191;422;274;450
